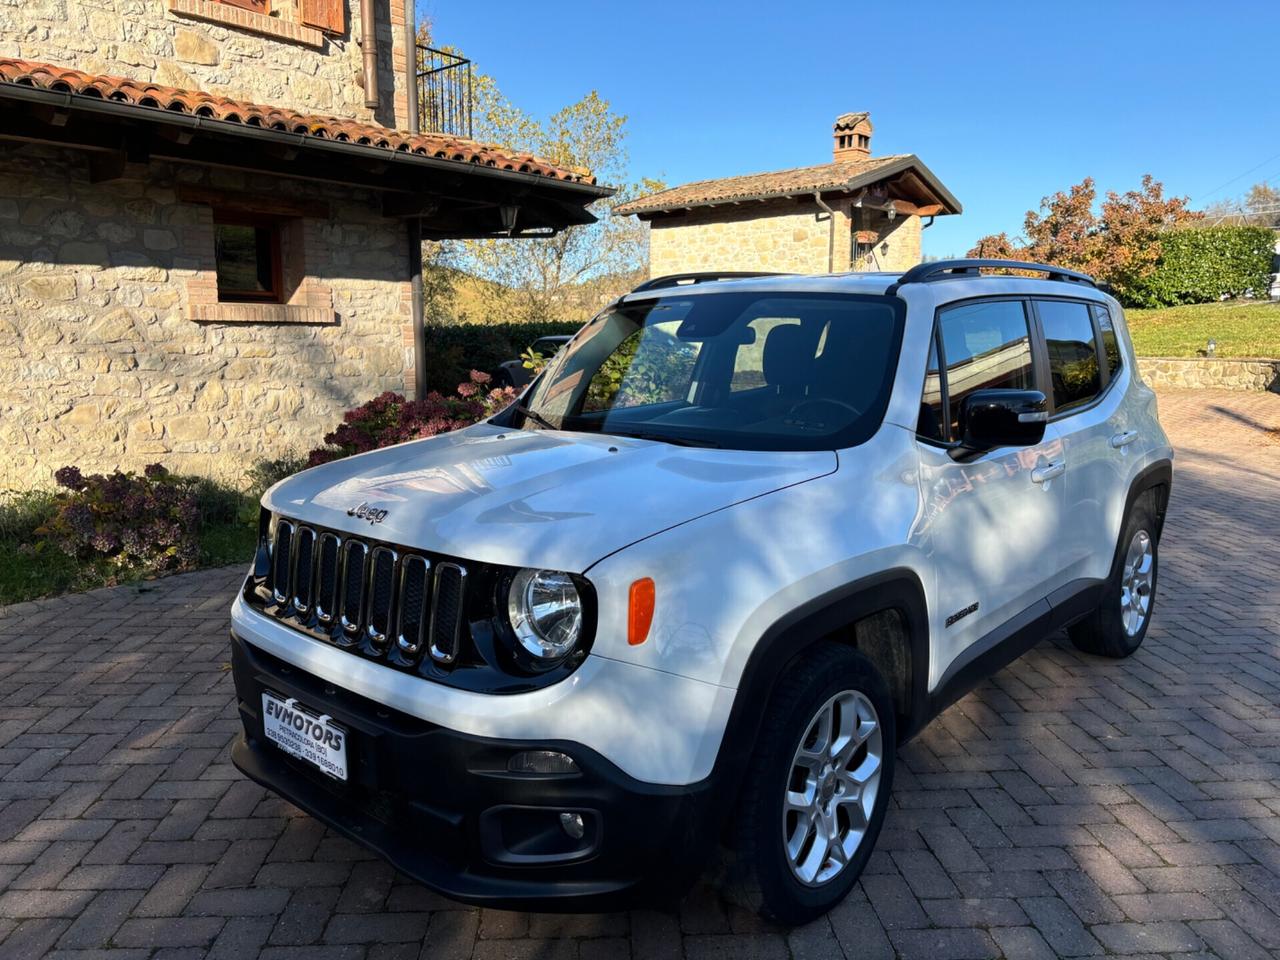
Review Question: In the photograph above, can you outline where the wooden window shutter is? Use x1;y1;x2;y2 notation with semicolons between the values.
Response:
300;0;345;34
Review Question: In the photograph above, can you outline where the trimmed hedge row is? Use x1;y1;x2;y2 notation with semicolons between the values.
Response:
1127;226;1276;308
421;321;584;395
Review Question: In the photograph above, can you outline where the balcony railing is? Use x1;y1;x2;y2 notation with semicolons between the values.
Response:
416;45;472;139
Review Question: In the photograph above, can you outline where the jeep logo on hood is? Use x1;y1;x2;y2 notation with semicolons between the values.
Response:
347;502;388;525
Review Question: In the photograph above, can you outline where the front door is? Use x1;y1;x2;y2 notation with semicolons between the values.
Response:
914;298;1067;689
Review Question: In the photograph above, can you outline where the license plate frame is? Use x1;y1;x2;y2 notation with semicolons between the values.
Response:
261;691;349;782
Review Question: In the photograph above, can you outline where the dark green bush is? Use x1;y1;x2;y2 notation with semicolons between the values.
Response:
1126;226;1276;307
422;321;582;395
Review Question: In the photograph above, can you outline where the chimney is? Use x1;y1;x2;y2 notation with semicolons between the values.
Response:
833;112;873;161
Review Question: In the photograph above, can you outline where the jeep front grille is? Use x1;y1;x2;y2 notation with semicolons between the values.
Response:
258;520;468;669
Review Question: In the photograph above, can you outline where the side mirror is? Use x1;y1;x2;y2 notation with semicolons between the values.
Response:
955;389;1047;455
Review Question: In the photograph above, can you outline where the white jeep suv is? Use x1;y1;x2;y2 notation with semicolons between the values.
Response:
229;260;1173;923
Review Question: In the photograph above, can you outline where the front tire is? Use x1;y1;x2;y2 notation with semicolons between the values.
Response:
729;644;895;925
1068;492;1160;658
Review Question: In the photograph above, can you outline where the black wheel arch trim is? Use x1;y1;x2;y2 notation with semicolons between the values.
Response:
704;568;930;830
1124;459;1172;543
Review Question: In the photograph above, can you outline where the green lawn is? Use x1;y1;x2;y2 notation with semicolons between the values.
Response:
1126;300;1280;358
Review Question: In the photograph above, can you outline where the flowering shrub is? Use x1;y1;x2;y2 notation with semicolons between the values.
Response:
305;371;517;467
37;464;202;574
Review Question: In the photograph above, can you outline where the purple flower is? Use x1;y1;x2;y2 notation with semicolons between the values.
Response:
54;465;85;491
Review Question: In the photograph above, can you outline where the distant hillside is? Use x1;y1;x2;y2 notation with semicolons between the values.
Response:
429;266;645;326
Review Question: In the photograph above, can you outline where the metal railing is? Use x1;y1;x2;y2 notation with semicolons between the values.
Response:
416;45;472;138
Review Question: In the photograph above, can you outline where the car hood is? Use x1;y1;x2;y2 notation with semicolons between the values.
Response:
264;424;836;571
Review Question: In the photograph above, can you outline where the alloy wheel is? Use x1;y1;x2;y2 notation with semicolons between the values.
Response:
782;690;883;887
1120;529;1155;637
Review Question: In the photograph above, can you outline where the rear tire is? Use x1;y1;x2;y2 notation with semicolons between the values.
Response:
727;644;895;925
1068;493;1160;658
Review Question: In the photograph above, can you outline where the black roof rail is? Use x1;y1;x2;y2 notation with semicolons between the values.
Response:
630;271;792;293
887;258;1098;296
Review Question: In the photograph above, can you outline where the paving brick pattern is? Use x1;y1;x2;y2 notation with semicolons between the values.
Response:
1;388;1277;959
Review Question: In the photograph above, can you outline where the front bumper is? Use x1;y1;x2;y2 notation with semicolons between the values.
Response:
230;633;718;910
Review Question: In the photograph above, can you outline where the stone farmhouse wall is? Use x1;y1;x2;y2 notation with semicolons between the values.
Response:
0;143;411;487
0;0;413;129
648;197;923;277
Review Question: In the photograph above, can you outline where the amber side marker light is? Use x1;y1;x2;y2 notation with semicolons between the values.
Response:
628;577;656;646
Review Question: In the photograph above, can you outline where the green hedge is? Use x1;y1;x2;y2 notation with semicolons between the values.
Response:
421;321;584;395
1126;226;1276;308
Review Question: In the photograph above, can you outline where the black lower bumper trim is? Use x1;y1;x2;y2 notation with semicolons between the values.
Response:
230;632;717;911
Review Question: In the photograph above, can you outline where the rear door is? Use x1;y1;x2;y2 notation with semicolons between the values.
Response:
1029;298;1130;584
915;297;1068;686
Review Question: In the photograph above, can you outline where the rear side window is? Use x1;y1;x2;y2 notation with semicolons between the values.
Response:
936;300;1036;438
1092;304;1122;380
1036;300;1100;412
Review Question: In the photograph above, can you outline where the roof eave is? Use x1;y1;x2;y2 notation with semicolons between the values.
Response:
0;82;616;202
617;154;960;218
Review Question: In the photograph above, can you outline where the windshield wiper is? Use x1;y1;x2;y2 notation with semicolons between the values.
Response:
607;430;720;448
512;402;559;432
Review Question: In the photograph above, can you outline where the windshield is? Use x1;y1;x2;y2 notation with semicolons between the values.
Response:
512;291;905;451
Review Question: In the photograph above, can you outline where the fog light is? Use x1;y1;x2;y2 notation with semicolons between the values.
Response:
559;812;585;839
507;750;579;775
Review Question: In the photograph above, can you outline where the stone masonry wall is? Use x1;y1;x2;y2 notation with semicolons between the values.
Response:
0;142;411;487
1138;357;1280;393
648;197;923;277
0;0;412;129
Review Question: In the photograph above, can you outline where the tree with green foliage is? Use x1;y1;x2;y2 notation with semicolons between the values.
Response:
418;23;659;325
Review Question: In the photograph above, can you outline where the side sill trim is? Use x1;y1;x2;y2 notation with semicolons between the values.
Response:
927;578;1104;722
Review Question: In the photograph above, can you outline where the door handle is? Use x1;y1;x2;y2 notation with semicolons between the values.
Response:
1031;461;1065;484
1110;430;1138;448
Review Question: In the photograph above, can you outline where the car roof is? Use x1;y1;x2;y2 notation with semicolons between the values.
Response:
617;263;1113;308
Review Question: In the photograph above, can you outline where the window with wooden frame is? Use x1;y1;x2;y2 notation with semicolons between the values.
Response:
214;213;283;303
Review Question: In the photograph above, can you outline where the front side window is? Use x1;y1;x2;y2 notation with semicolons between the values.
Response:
935;300;1036;438
1036;300;1100;412
515;292;905;451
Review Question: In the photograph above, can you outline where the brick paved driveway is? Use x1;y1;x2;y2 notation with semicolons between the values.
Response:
1;389;1278;959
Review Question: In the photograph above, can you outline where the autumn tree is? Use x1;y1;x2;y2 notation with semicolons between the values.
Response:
967;175;1201;298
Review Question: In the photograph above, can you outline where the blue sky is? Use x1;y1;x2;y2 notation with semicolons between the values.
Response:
422;0;1279;258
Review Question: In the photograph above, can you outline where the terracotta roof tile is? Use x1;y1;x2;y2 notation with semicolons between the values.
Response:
615;155;917;215
0;58;594;184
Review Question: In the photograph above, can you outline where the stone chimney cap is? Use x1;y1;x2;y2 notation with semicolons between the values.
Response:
834;112;871;130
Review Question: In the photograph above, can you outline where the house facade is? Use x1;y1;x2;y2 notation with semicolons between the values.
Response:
617;113;960;277
0;2;608;487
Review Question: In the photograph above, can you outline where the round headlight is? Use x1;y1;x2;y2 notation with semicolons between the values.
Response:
507;568;583;660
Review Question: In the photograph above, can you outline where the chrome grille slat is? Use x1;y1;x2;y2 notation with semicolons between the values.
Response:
271;520;295;605
396;555;431;657
429;562;467;664
315;533;341;623
339;540;369;633
366;547;397;647
292;526;317;613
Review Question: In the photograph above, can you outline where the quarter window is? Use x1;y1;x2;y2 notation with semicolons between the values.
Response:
935;300;1036;439
1036;300;1101;412
1092;304;1123;380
